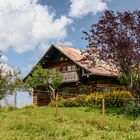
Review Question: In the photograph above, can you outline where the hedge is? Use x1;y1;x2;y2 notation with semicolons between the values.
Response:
49;90;132;108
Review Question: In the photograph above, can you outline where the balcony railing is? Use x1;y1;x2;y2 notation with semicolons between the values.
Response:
61;71;79;82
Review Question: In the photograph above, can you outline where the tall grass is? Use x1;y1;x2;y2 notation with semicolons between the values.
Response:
0;107;140;140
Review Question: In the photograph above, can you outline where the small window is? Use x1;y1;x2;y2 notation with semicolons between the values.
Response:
72;65;76;71
67;66;72;71
97;86;111;93
79;86;92;94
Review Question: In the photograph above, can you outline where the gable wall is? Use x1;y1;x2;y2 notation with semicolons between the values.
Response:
33;46;124;106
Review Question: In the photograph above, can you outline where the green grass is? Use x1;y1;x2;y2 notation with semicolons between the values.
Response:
0;107;140;140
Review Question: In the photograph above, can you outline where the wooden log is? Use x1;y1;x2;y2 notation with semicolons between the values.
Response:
102;95;105;128
56;92;58;116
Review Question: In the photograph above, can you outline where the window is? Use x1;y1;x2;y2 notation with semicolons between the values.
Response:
72;65;76;71
79;86;92;94
67;65;76;72
97;86;111;93
67;66;72;71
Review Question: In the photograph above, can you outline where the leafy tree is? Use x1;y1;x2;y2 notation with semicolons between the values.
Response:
0;51;25;107
25;65;62;100
83;10;140;99
0;66;21;99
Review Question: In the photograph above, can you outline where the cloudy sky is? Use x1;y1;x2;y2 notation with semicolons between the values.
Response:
0;0;140;77
0;0;140;106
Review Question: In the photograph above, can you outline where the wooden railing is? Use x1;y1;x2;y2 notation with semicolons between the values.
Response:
61;71;79;82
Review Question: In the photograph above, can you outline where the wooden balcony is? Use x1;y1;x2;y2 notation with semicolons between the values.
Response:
61;71;79;83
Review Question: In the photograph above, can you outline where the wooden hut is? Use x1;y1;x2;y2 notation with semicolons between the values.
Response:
25;44;124;106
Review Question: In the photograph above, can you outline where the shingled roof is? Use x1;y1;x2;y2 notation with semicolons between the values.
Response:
54;44;118;77
25;44;118;80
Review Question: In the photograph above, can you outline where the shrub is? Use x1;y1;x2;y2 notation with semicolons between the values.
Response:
49;90;132;108
49;96;65;107
0;106;2;112
104;90;132;107
86;92;102;107
72;95;87;106
2;106;17;112
122;99;140;118
49;95;87;107
21;105;38;109
86;90;132;108
63;95;87;107
63;98;78;107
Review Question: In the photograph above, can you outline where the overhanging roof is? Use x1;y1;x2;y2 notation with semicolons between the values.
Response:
54;44;118;77
24;44;118;80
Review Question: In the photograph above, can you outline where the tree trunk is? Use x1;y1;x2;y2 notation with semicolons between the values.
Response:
130;85;140;106
49;85;55;101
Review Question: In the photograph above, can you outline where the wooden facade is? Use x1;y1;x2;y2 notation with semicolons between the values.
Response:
33;90;51;106
29;44;124;106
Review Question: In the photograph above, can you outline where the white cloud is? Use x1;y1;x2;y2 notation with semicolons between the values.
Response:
0;55;8;62
69;0;107;18
0;0;72;53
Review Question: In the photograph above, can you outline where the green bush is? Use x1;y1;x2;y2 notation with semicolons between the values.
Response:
1;106;17;112
49;95;87;107
86;92;102;107
49;90;132;108
63;98;78;107
104;90;132;107
21;105;38;109
0;106;2;112
63;95;87;107
49;96;66;107
122;99;140;118
86;90;132;108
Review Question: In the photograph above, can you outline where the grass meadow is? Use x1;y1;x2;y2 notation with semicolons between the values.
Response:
0;106;140;140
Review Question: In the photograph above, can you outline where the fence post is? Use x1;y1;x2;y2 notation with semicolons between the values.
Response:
13;88;17;108
102;95;105;128
95;93;97;107
56;92;58;116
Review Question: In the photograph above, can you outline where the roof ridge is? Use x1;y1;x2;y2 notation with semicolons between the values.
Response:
55;44;82;52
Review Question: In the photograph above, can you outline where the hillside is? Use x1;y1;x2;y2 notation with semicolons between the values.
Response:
0;107;140;140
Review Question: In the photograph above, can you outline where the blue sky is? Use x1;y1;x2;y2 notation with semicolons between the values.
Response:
1;0;140;77
0;0;140;106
